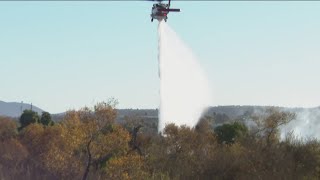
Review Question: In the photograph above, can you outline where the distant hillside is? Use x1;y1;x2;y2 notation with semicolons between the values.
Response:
55;106;319;122
115;106;320;124
2;101;319;126
0;101;44;117
115;106;279;120
117;109;158;119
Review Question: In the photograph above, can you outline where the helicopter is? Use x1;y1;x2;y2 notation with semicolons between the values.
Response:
150;0;180;22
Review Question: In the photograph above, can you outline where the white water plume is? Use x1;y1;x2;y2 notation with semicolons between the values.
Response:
158;21;212;132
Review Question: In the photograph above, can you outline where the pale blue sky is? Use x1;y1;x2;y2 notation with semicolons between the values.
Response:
0;1;320;113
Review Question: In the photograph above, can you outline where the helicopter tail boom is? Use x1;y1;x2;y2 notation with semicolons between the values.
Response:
164;8;180;12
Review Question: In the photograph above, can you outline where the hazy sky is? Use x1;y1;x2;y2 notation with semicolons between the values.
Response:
0;1;320;113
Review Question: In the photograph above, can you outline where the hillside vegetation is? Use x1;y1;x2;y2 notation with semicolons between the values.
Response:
0;101;320;180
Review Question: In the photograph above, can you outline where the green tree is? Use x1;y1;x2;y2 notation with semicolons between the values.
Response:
40;112;54;126
19;110;39;130
214;122;248;144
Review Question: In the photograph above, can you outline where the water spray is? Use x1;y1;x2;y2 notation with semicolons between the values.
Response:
157;20;212;132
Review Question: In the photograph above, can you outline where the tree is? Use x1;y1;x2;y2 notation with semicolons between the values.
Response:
0;116;18;141
147;123;217;179
128;125;143;155
19;110;39;130
40;112;54;126
252;108;295;146
214;122;248;144
67;99;131;180
106;153;149;179
0;138;29;179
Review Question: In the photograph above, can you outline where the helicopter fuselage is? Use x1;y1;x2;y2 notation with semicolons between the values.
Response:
150;2;180;22
151;3;169;22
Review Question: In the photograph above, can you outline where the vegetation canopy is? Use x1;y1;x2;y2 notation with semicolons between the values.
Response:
0;103;319;180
